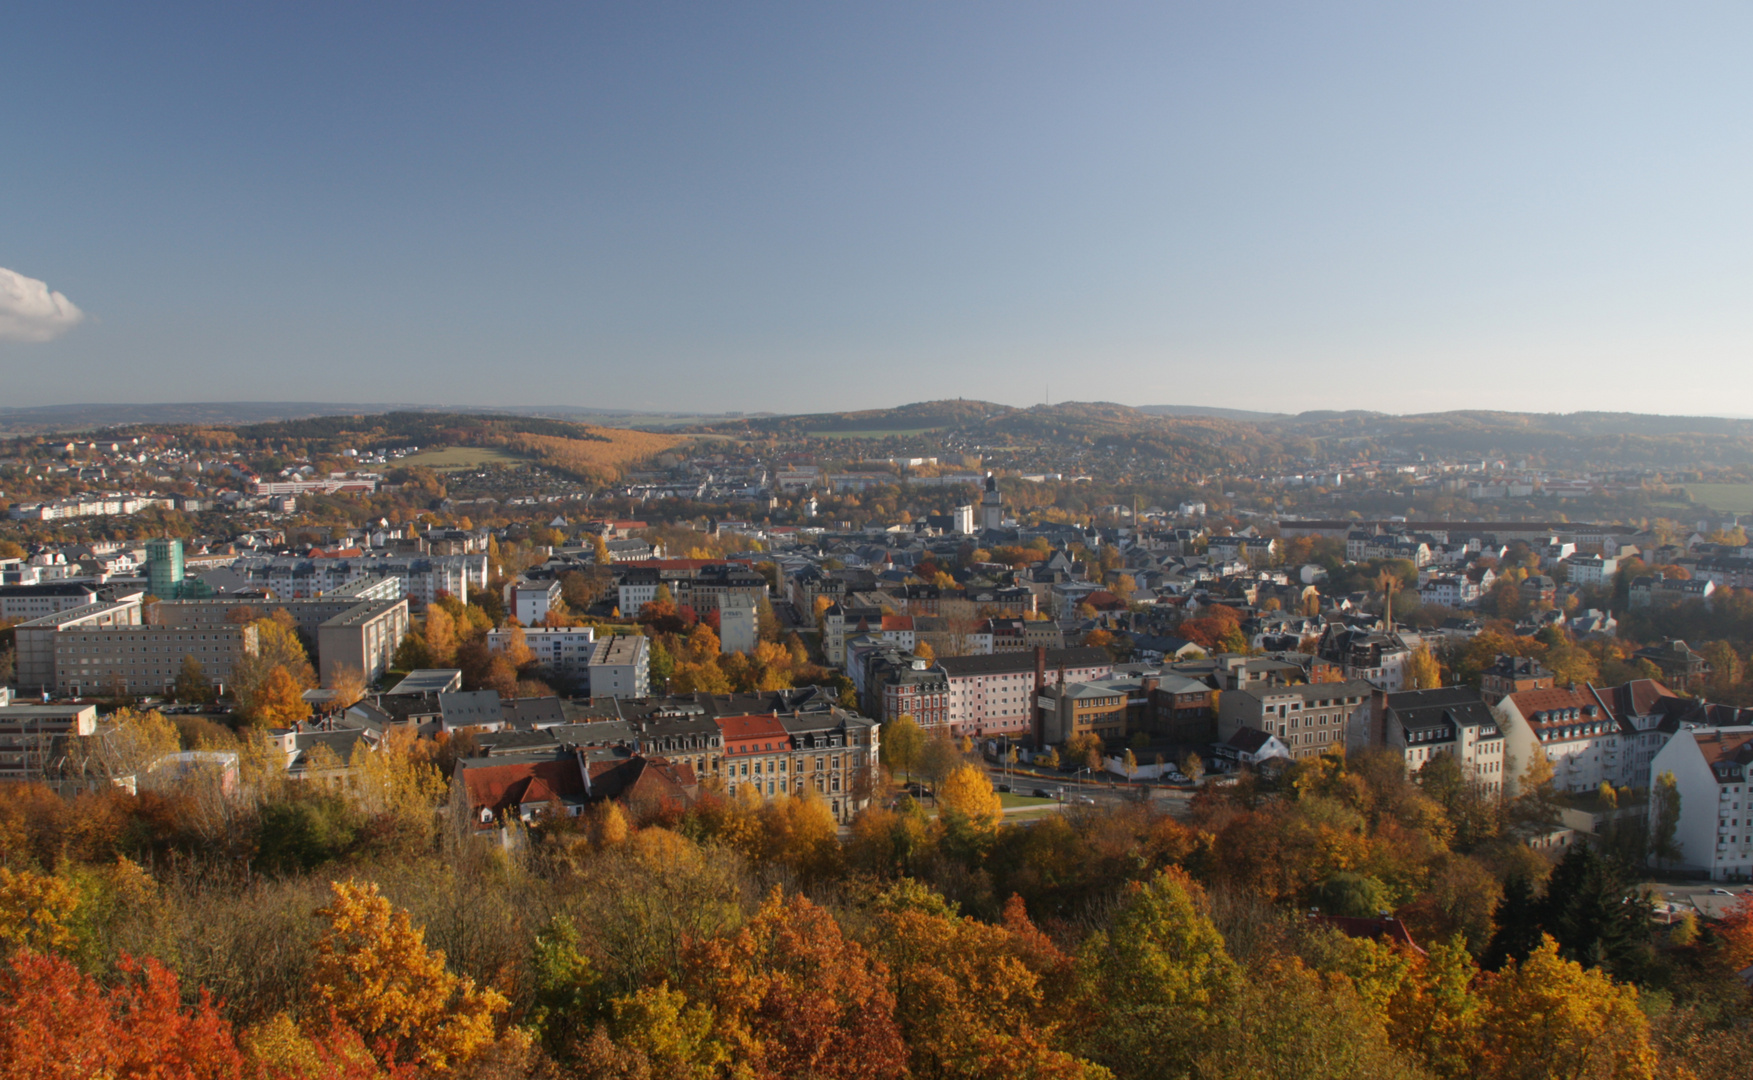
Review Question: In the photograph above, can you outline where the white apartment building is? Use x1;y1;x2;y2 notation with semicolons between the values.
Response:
1497;686;1621;795
487;626;596;677
1646;726;1753;881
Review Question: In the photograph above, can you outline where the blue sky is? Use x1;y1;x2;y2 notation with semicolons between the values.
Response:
3;3;1750;415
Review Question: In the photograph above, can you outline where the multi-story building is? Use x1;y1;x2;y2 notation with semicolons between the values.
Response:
1368;687;1506;792
0;583;104;623
1038;678;1130;747
1564;555;1620;587
1632;640;1709;693
717;596;759;654
488;626;597;679
614;560;767;617
1645;725;1753;881
1142;672;1220;744
50;622;258;697
779;710;879;822
940;646;1114;740
150;591;409;687
1218;681;1374;761
1317;625;1411;691
509;579;561;625
719;713;794;800
587;635;649;699
228;554;487;607
13;599;144;694
1496;685;1620;795
0;704;97;782
1479;654;1553;706
876;657;950;728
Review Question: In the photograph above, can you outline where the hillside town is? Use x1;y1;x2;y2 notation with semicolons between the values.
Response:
3;406;1753;1078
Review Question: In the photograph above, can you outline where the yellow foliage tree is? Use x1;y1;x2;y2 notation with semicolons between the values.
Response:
312;880;508;1071
1407;646;1442;691
422;605;458;667
0;867;79;955
326;663;369;709
938;764;1003;836
251;665;312;729
1471;936;1654;1080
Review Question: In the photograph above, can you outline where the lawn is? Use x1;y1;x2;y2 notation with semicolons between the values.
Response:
1686;483;1753;514
398;445;530;471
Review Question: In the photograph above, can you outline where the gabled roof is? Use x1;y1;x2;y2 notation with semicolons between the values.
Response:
1383;686;1497;733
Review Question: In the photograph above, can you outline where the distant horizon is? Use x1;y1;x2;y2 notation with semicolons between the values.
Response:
4;397;1753;429
5;4;1752;415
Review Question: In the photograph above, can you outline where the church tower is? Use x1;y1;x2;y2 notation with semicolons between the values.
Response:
981;472;1003;531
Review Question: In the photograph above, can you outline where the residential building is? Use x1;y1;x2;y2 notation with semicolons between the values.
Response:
12;599;145;694
0;583;102;623
719;713;794;800
453;749;698;839
1479;654;1553;706
1633;639;1709;693
1564;555;1619;587
939;646;1114;740
1630;576;1716;609
718;596;759;654
0;704;97;782
149;594;409;687
1317;625;1412;691
1644;726;1753;881
876;656;950;728
1369;687;1506;792
50;622;258;697
510;579;561;625
587;634;649;699
1496;686;1620;795
1218;681;1374;761
488;626;596;678
779;710;880;821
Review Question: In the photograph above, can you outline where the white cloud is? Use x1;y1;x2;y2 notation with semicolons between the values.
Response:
0;267;84;342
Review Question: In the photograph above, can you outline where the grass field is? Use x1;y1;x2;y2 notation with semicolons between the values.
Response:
399;446;530;471
1686;483;1753;514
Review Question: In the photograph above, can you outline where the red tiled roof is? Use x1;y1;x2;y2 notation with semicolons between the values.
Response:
462;759;587;817
1506;686;1607;719
717;713;790;747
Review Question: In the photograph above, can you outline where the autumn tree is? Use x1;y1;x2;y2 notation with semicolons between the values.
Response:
1407;646;1442;690
938;764;1003;839
312;880;508;1071
0;949;245;1080
326;664;369;709
1073;868;1239;1077
1470;936;1655;1080
874;888;1100;1080
250;665;313;729
682;889;906;1080
882;714;925;782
